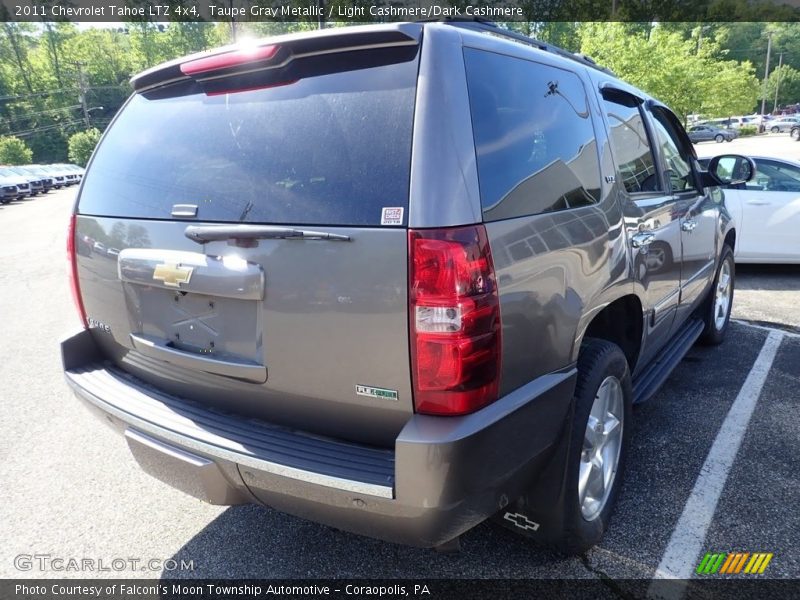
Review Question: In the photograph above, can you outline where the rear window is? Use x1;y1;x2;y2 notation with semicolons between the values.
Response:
78;59;418;226
464;48;601;222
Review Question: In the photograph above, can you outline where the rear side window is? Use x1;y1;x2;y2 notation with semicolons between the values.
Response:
78;59;418;226
464;48;601;222
602;94;662;194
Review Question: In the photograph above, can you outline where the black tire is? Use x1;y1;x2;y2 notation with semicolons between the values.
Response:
791;127;800;141
715;134;724;143
771;126;780;133
700;245;735;346
553;339;632;555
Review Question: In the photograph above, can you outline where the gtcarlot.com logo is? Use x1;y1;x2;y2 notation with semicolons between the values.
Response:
696;552;774;575
14;554;195;572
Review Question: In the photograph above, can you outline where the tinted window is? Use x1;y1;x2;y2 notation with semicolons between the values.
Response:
649;108;697;193
751;159;800;192
602;94;662;194
464;49;601;221
78;60;418;226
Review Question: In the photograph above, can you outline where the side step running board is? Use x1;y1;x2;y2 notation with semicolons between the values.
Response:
632;318;705;404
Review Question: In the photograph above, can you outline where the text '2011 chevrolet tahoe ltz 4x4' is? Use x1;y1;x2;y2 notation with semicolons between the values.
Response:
62;20;755;554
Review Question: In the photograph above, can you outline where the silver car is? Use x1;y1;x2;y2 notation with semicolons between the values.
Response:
769;117;800;133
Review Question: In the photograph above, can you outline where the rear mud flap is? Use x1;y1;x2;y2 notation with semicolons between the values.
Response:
491;404;574;546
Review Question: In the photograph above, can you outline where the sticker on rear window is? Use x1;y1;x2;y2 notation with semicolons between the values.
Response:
381;207;403;225
356;385;398;401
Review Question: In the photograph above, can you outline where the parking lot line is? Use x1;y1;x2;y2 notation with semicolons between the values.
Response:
649;330;784;595
732;319;800;339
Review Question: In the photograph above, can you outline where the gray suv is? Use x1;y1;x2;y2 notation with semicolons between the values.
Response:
62;21;753;554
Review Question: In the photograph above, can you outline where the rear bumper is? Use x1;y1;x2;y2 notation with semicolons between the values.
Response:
62;329;575;547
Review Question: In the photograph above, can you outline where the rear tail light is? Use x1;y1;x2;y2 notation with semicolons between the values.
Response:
67;214;88;329
409;225;501;416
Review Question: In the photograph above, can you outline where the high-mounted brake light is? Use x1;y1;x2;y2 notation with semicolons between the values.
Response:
180;44;279;76
67;214;88;329
409;225;502;416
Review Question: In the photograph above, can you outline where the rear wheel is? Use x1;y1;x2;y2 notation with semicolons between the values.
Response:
771;126;780;133
554;339;632;554
791;127;800;141
715;134;724;143
700;245;735;345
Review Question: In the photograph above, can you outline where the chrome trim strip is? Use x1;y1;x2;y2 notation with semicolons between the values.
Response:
653;288;680;321
680;260;715;291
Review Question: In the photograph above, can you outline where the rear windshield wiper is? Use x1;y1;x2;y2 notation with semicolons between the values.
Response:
185;224;351;245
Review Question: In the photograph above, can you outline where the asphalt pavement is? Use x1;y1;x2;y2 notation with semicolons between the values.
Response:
0;187;797;587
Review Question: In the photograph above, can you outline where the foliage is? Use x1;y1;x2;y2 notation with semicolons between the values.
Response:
579;23;760;121
762;65;800;109
67;128;101;166
738;125;758;136
0;135;33;164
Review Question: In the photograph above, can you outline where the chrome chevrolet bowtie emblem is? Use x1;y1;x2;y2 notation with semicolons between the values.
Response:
152;263;194;288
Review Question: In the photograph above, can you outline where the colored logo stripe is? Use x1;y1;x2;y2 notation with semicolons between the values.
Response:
696;553;725;574
720;553;749;574
745;553;774;574
697;552;774;575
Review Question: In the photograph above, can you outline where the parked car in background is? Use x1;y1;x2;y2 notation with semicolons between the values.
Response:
688;124;736;143
40;164;80;185
769;117;799;133
0;177;21;204
704;117;751;130
27;165;66;188
0;168;33;197
9;166;53;192
700;156;800;263
724;116;752;129
0;166;44;196
54;163;85;183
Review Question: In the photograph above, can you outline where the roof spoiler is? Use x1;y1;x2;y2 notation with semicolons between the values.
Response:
131;23;422;93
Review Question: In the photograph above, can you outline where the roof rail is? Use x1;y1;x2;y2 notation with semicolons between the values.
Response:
427;18;614;76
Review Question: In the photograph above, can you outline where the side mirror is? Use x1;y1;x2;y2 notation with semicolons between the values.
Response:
703;155;756;187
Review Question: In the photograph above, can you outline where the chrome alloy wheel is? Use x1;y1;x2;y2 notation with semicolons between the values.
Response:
579;376;624;521
714;259;733;331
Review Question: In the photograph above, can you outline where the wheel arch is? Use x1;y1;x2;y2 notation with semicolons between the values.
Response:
572;291;644;374
723;227;736;253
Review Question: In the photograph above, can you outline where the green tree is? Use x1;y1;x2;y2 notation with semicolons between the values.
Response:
762;65;800;109
579;23;759;121
0;135;33;164
67;128;102;166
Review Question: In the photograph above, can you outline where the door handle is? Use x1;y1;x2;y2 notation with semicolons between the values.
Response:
631;232;656;251
681;219;697;232
746;200;770;206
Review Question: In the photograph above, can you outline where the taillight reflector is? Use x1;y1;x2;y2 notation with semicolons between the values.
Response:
180;44;279;76
409;225;501;416
67;214;88;329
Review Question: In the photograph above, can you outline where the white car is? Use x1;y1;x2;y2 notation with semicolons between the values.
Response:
702;156;800;263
